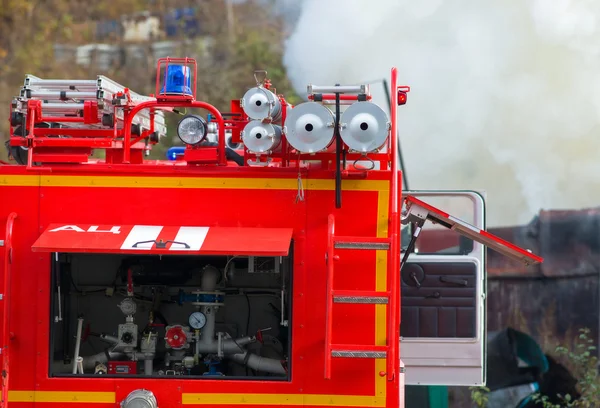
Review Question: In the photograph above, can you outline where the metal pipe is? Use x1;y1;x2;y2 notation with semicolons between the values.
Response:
40;102;86;112
230;352;286;375
200;266;221;346
196;336;255;354
99;334;119;344
307;85;367;94
322;100;356;106
144;359;153;375
22;91;98;100
201;308;216;344
26;79;98;88
72;316;84;374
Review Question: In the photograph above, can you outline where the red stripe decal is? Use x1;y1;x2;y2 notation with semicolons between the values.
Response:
154;225;181;249
405;196;450;218
479;230;544;263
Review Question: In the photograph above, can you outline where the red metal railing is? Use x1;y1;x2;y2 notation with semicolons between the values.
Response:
1;213;17;408
324;214;336;379
387;67;401;381
121;100;227;165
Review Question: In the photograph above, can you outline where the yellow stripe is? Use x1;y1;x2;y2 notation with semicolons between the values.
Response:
0;175;39;187
8;391;384;406
182;393;386;407
0;175;388;192
375;189;390;398
8;390;115;403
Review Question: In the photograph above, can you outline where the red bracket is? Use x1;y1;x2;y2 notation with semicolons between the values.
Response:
83;101;99;124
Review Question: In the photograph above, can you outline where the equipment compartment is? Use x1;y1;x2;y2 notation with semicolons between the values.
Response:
49;252;292;380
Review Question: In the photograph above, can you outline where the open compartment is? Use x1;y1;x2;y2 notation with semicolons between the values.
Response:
34;224;293;380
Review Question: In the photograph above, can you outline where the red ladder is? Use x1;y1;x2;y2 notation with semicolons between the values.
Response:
324;214;399;381
324;67;402;383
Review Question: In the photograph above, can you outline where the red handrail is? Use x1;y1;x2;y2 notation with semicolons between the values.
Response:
122;100;226;165
387;67;401;381
1;212;17;408
324;214;336;379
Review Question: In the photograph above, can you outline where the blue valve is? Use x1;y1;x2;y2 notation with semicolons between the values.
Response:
176;289;224;305
203;359;223;376
166;146;185;161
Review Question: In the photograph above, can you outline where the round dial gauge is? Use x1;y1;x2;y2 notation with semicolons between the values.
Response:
188;311;207;329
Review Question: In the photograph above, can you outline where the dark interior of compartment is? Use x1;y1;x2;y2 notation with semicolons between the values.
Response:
49;250;292;380
400;261;478;338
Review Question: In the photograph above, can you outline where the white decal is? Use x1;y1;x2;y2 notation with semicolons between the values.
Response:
120;226;163;250
49;225;85;232
49;225;122;233
87;226;121;234
170;227;209;251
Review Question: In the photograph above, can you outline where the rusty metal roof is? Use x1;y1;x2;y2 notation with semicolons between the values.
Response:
487;208;600;278
415;207;600;278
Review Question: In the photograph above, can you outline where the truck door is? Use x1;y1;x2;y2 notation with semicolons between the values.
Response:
399;191;542;386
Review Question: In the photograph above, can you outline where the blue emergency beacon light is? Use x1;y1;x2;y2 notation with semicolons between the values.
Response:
161;64;193;96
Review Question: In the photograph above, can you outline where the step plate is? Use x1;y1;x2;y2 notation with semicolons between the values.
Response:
334;242;390;250
333;296;389;304
332;350;387;358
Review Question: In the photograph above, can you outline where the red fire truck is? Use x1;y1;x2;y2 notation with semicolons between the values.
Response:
0;58;542;407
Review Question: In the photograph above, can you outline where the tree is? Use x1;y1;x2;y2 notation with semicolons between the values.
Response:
0;0;300;162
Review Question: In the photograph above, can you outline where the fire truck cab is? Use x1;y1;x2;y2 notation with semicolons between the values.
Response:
0;58;541;407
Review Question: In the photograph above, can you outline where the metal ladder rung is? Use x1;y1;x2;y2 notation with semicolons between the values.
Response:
332;290;389;304
331;344;388;359
334;236;390;250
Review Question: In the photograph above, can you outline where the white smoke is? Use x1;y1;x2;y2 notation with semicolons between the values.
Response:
281;0;600;227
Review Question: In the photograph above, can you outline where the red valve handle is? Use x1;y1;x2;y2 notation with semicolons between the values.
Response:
165;326;187;348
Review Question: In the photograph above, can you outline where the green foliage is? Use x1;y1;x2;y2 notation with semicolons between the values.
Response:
468;328;600;407
470;386;490;408
0;0;300;162
531;328;600;408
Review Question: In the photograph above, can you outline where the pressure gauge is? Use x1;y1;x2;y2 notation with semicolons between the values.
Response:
188;311;207;329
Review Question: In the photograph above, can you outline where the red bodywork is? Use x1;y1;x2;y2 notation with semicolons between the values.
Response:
0;59;542;407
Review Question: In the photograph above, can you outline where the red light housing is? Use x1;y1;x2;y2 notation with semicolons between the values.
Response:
397;86;410;106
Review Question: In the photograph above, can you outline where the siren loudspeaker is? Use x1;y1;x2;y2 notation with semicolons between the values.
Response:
283;102;335;153
340;102;390;153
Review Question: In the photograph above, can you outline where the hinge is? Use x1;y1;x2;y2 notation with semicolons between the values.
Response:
0;240;4;247
0;294;3;300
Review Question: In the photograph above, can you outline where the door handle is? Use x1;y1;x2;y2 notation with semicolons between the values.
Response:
425;291;441;299
439;276;468;286
409;271;422;289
